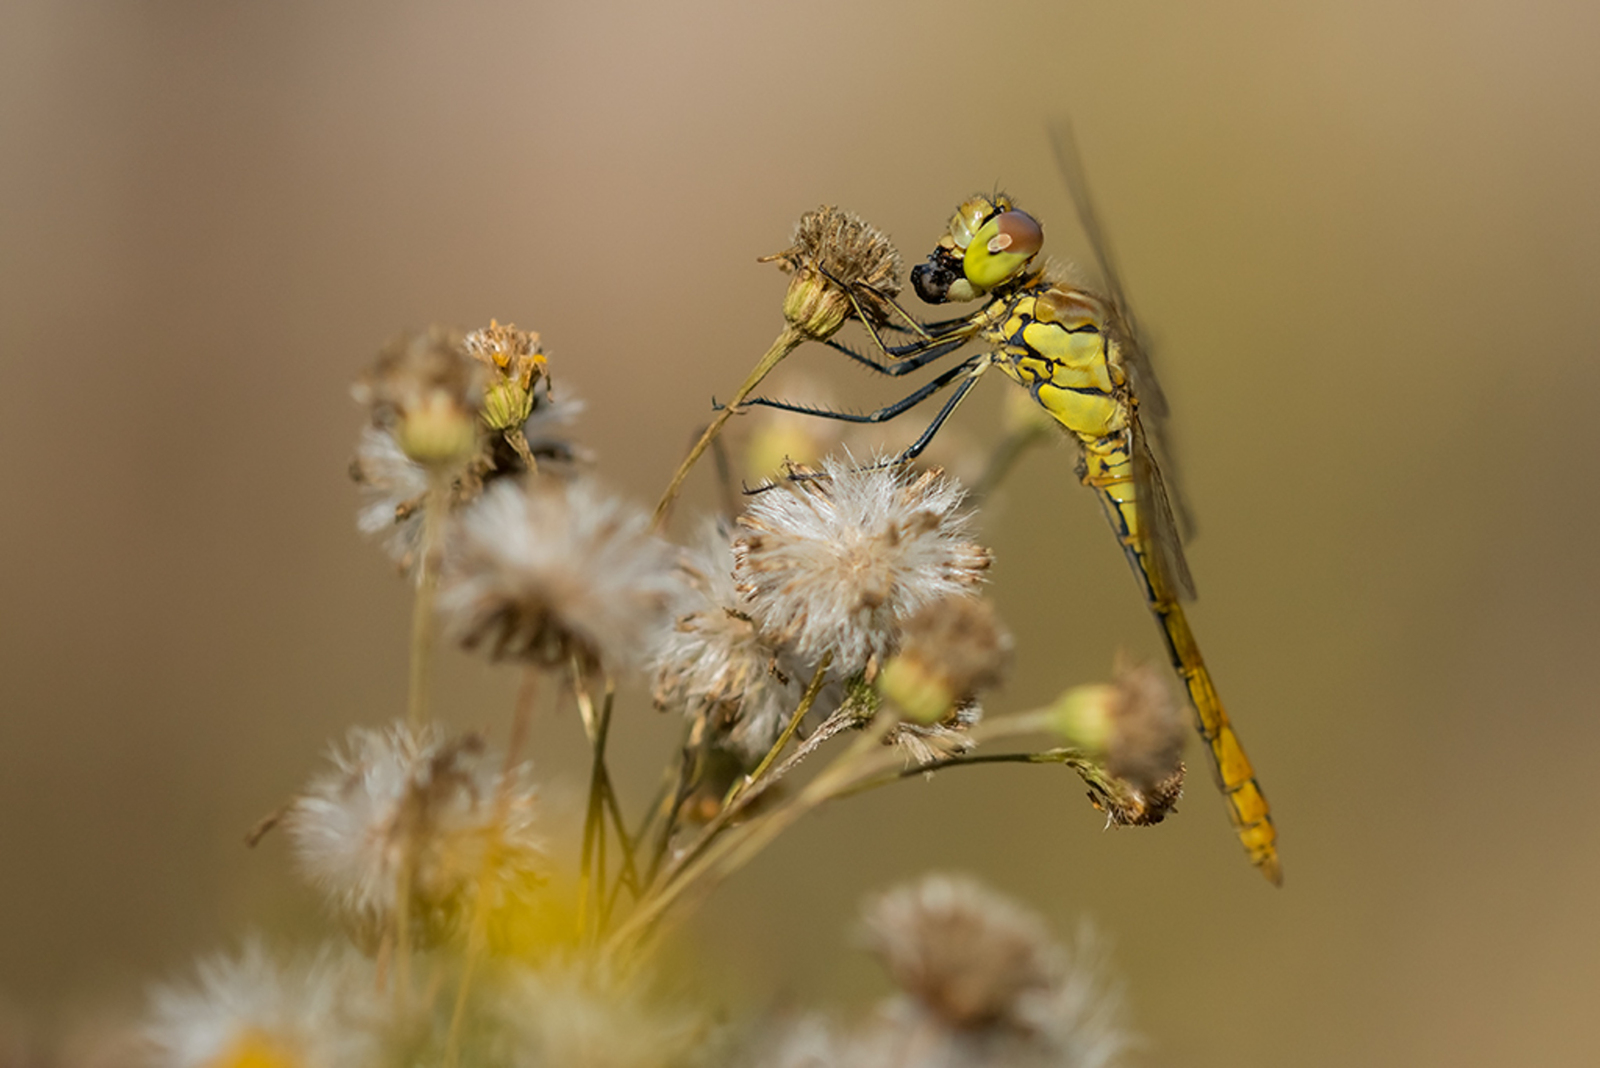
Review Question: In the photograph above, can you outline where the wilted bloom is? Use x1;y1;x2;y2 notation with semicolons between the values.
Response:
351;320;586;577
760;206;902;341
862;875;1059;1031
650;522;833;757
353;326;485;467
284;723;544;950
733;458;991;679
1049;662;1187;826
145;943;383;1068
879;596;1011;725
494;962;720;1068
439;478;684;672
463;319;548;434
857;876;1131;1068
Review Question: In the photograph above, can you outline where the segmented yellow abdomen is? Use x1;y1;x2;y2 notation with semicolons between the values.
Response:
1080;439;1281;884
985;285;1280;881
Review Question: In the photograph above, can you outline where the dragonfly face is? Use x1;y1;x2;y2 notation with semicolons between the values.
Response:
910;194;1043;305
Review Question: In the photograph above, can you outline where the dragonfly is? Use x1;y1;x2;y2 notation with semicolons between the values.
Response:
742;142;1281;884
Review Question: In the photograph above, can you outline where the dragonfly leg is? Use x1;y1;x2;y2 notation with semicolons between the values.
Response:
886;368;988;463
734;355;986;426
817;265;982;360
822;335;972;377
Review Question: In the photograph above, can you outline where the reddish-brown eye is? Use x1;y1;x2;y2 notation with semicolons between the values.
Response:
986;211;1044;258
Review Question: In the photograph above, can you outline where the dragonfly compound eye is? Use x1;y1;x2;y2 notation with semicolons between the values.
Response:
963;210;1043;292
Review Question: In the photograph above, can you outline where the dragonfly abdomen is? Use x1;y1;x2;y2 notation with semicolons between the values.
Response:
1081;437;1282;884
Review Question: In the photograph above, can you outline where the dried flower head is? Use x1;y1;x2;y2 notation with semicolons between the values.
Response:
858;877;1132;1068
1050;662;1188;826
649;522;831;757
1082;764;1186;829
145;944;383;1068
733;458;991;679
878;596;1011;725
439;478;684;672
760;206;902;340
353;326;485;466
464;319;548;433
350;379;589;579
284;723;544;950
1099;662;1186;793
862;875;1060;1031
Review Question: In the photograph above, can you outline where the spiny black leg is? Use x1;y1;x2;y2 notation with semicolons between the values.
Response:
822;335;972;377
887;368;988;463
880;313;981;337
740;360;994;494
734;355;985;425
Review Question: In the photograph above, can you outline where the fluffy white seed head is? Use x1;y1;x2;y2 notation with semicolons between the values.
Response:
285;723;544;950
494;962;720;1068
856;876;1132;1067
733;458;991;678
145;943;384;1068
439;478;685;672
650;522;835;757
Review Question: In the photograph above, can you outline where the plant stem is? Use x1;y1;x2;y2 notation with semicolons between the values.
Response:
607;707;899;958
727;652;832;805
576;669;617;941
443;668;544;1067
407;469;450;727
652;325;803;531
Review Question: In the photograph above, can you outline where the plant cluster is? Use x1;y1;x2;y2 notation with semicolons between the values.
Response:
142;210;1193;1068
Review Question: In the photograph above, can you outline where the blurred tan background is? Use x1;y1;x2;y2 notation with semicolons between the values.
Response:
4;0;1599;1064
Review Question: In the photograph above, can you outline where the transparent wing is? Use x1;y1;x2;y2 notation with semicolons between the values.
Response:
1131;411;1197;601
1049;121;1198;546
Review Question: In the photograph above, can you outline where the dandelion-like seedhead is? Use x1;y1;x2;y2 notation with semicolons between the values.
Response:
762;206;903;339
733;458;992;679
493;962;721;1068
862;875;1060;1031
439;477;684;672
858;876;1132;1068
284;723;544;950
650;522;821;757
349;324;584;577
145;943;384;1068
1100;662;1186;796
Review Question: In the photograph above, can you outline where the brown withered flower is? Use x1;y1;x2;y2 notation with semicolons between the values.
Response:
353;326;486;467
878;596;1012;726
760;205;903;341
1050;662;1189;827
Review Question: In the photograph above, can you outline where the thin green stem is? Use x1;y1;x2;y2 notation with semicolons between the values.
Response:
607;707;900;958
442;667;543;1067
652;325;804;531
576;668;618;941
638;718;699;886
407;468;451;727
727;652;832;805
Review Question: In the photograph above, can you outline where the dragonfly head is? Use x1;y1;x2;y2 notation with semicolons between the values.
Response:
911;194;1043;304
